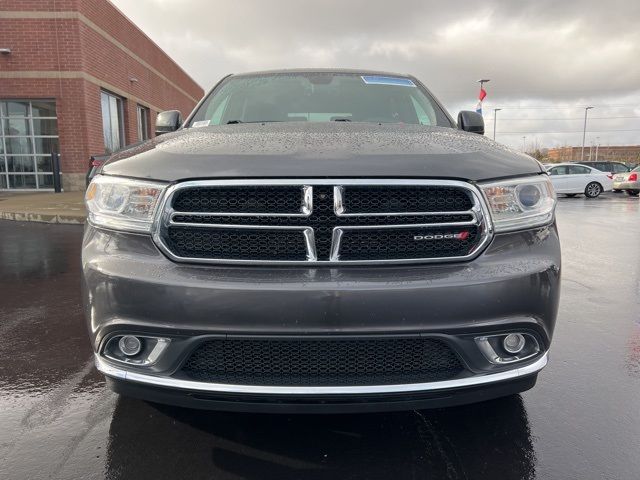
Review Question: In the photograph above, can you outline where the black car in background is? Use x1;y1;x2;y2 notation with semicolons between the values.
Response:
86;142;145;187
86;153;110;187
575;161;631;174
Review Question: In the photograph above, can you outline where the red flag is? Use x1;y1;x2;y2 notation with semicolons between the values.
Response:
478;87;487;101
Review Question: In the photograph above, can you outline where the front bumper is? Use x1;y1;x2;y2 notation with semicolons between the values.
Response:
99;354;544;413
82;223;560;411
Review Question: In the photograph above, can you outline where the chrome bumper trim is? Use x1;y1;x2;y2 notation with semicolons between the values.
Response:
95;352;547;395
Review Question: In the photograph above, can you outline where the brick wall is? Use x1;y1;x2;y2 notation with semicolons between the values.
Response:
0;0;204;190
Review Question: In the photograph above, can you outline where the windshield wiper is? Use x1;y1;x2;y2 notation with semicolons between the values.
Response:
226;120;243;124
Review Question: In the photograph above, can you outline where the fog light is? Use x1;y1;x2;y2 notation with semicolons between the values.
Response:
118;335;142;356
103;335;170;366
475;332;540;364
503;333;526;354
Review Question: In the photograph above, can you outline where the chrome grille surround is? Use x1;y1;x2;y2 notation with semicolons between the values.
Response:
151;179;494;265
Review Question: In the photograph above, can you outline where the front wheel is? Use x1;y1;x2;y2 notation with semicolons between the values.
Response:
585;182;602;198
626;190;640;197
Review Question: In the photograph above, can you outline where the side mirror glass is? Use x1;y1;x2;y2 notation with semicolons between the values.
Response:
457;111;485;135
155;110;182;136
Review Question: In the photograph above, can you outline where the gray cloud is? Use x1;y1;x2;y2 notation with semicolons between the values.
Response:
111;0;640;150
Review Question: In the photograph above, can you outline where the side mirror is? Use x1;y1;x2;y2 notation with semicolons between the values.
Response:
155;110;182;136
457;111;485;135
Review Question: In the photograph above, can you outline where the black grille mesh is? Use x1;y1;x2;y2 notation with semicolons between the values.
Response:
180;337;465;386
173;186;304;214
162;184;482;262
342;185;473;213
339;226;479;261
165;227;308;261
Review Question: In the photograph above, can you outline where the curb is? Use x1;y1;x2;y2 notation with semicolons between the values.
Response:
0;210;85;225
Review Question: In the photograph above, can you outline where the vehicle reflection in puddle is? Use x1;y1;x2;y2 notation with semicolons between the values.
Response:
104;395;534;479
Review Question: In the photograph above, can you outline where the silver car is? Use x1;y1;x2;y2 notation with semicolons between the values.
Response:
613;166;640;196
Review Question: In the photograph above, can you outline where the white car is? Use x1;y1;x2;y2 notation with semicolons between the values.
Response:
546;163;613;198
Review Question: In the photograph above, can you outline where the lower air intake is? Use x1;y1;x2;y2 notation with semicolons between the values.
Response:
180;337;465;386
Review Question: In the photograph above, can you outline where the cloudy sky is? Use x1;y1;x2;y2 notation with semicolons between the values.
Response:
112;0;640;151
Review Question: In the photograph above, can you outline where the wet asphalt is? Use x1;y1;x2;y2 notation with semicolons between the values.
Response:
0;193;638;480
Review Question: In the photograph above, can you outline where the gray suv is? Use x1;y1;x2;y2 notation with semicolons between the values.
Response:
83;70;560;412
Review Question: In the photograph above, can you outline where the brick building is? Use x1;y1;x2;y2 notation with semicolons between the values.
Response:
547;145;640;165
0;0;203;191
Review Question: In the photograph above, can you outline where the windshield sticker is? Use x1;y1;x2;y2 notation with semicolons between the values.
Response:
191;120;211;128
361;76;416;87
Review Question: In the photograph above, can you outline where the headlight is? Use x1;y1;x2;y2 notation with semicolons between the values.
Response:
480;175;556;233
85;175;166;233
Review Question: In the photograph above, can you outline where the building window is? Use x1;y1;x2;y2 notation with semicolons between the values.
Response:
137;105;150;141
101;90;125;153
0;100;58;190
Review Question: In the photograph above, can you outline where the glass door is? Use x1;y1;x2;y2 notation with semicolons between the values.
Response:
0;100;58;190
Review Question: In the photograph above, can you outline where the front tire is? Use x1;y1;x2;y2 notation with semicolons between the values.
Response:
626;189;640;196
585;182;602;198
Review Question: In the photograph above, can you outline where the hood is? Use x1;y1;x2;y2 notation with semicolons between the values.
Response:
102;122;544;183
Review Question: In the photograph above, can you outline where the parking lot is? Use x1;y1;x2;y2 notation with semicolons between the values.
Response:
0;193;638;480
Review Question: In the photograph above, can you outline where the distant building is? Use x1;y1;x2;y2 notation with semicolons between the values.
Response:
547;145;640;165
0;0;204;191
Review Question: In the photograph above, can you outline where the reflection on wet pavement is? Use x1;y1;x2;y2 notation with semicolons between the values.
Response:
0;223;92;397
0;194;638;479
104;395;533;480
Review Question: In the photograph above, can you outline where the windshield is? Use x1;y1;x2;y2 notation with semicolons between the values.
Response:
187;73;453;127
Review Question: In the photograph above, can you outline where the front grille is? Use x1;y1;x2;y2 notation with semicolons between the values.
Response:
165;227;309;261
341;185;473;213
173;185;305;214
339;226;480;261
180;337;465;386
156;180;490;264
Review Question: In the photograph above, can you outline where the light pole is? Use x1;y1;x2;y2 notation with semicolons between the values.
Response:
493;108;501;140
595;137;600;161
581;106;594;161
